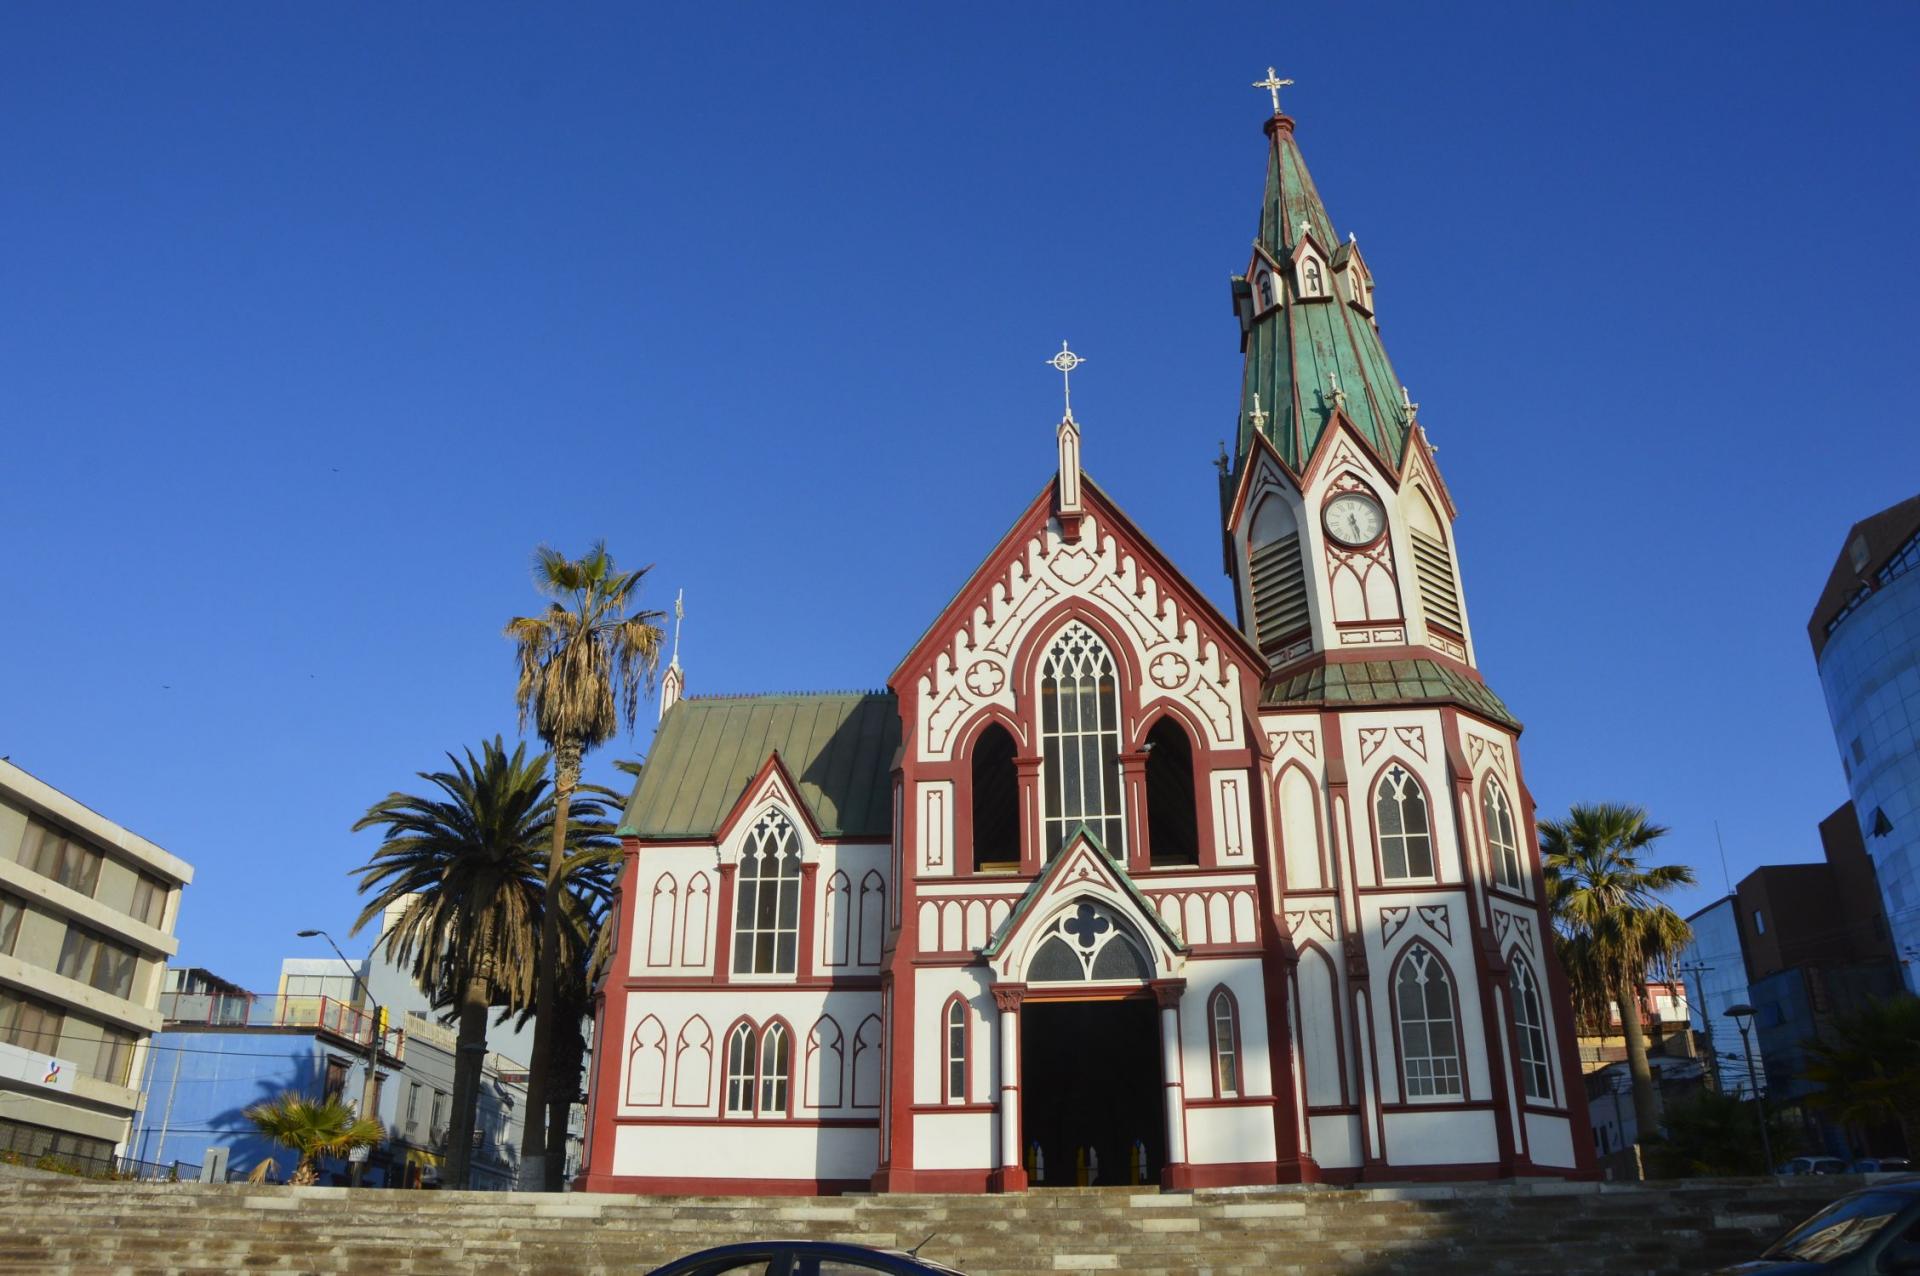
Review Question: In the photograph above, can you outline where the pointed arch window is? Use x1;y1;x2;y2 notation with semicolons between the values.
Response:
758;1021;792;1117
1248;494;1308;652
1303;259;1324;296
1040;623;1126;860
1511;959;1553;1102
1482;780;1523;891
732;811;802;976
1394;945;1462;1099
1209;987;1241;1097
1407;488;1463;637
970;722;1020;871
724;1021;757;1115
1376;765;1435;881
1145;718;1199;866
943;997;970;1103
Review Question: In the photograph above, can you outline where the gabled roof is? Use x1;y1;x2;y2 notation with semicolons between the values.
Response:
619;692;900;840
1236;115;1412;479
981;826;1188;966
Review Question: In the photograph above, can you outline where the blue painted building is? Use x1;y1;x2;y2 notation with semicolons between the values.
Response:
1811;493;1920;990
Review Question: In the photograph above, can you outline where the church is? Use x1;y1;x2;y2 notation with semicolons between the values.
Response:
580;79;1596;1194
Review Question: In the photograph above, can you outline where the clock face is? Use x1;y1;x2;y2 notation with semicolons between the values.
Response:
1323;492;1385;547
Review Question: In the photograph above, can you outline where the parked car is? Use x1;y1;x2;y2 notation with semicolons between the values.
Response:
1780;1156;1852;1176
1715;1181;1920;1273
1854;1159;1916;1174
646;1241;969;1276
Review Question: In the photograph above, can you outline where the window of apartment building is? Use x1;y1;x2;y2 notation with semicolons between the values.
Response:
0;989;65;1054
0;892;23;955
128;873;168;929
430;1091;447;1137
12;820;104;896
59;1021;137;1087
56;924;138;999
406;1082;421;1130
323;1056;349;1102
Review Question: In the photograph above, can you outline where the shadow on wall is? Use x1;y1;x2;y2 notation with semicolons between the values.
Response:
203;1053;327;1183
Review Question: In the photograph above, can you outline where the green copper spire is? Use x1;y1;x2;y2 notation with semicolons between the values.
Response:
1232;111;1412;476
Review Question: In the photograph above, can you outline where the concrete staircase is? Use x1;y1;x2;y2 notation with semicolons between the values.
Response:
0;1171;1863;1275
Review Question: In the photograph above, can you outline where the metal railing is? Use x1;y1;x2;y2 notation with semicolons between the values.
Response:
0;1125;201;1182
158;992;404;1060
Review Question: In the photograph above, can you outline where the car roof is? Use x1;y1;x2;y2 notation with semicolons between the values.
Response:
651;1240;965;1274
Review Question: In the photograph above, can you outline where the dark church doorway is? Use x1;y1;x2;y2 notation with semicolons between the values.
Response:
1020;997;1165;1187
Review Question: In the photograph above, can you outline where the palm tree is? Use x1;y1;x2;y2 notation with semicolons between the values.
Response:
517;878;616;1189
1804;994;1920;1154
505;542;665;1188
1540;802;1695;1144
246;1092;382;1186
348;737;618;1187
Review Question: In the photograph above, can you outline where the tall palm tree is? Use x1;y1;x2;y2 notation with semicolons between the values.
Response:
348;737;617;1187
1540;802;1695;1145
246;1092;382;1186
516;877;616;1189
505;542;665;1187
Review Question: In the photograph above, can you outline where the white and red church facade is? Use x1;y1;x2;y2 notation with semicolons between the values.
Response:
580;97;1596;1195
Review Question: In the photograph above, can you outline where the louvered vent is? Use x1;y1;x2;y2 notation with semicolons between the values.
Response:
1411;530;1463;635
1251;532;1309;649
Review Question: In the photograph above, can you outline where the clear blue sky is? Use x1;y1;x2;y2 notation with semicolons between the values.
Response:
4;4;1917;991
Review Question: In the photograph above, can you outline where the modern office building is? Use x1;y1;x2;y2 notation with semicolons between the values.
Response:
1676;897;1755;1097
0;759;193;1171
1811;492;1920;989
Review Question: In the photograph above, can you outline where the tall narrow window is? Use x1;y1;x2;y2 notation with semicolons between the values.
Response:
1248;495;1308;653
758;1022;791;1116
1144;718;1199;866
944;998;968;1103
1483;781;1523;891
1375;765;1435;881
724;1022;757;1114
1395;945;1462;1099
732;812;802;975
1407;489;1463;637
1040;623;1126;859
1210;988;1241;1096
1511;960;1552;1102
970;723;1020;871
1303;259;1325;296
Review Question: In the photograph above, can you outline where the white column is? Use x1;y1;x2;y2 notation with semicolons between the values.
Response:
1155;984;1187;1168
997;993;1022;1170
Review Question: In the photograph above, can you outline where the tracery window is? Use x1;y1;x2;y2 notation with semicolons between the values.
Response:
1512;959;1553;1102
1375;765;1435;881
732;811;802;975
1483;780;1523;891
1210;987;1241;1096
1395;944;1462;1099
724;1021;757;1114
758;1021;791;1117
1040;623;1126;860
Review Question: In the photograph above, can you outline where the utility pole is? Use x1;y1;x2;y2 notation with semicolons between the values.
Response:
1726;1004;1774;1174
297;929;383;1188
1672;962;1721;1092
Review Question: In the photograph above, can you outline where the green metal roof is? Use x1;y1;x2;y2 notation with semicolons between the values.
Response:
1261;659;1519;730
1236;117;1412;473
620;692;900;840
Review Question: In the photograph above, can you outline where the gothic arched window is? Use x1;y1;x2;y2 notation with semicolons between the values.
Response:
1145;718;1199;866
1210;987;1241;1097
1512;959;1553;1101
1256;268;1276;310
732;811;802;975
724;1021;757;1115
1375;765;1435;881
970;722;1020;871
1483;780;1523;891
1394;945;1462;1099
944;997;969;1103
1040;623;1126;860
758;1021;791;1116
1303;259;1325;296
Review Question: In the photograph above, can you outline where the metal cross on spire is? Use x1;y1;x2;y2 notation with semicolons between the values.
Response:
1047;341;1087;421
1252;66;1294;116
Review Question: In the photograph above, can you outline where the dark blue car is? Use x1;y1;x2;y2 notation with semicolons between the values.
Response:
1717;1181;1920;1274
646;1240;969;1276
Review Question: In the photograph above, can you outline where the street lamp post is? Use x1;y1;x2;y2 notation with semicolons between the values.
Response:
297;929;382;1188
1725;1003;1773;1175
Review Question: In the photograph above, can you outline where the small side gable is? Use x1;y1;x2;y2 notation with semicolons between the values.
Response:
983;829;1187;981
